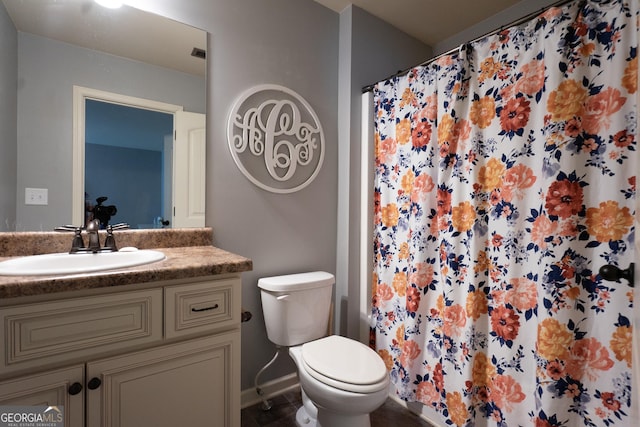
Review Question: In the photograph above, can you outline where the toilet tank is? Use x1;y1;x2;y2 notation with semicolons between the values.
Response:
258;271;334;347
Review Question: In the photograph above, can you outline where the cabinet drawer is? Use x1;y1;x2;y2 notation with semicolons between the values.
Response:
0;289;162;375
165;278;239;338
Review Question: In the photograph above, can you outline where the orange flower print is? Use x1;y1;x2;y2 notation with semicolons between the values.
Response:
436;188;452;216
470;96;496;129
582;87;626;134
490;374;526;412
612;129;634;148
445;391;469;426
466;289;489;321
376;134;396;164
392;272;407;297
499;97;531;133
438;113;455;140
424;95;438;121
443;304;467;337
433;362;444;390
374;283;394;306
411;173;435;203
416;381;440;406
395;325;405;347
399;87;416;108
515;59;545;96
398;242;410;260
412;120;432;150
537;318;572;361
435;294;445;317
610;325;632;367
455;119;471;142
401;170;414;194
472;352;496;387
565;118;582;137
502;164;536;201
545;179;583;218
490;306;520;341
546;360;566;380
478;158;506;191
410;263;434;289
381;203;399;228
622;58;638;93
452;201;476;232
531;214;558;249
474;250;491;274
406;286;421;313
565;337;614;381
586;200;633;242
547;79;587;121
399;339;421;367
579;42;596;57
506;278;537;311
378;349;393;371
396;118;411;145
600;392;621;412
479;57;502;82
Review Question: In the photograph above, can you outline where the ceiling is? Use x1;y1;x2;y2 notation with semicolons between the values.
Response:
313;0;523;46
2;0;206;76
3;0;526;76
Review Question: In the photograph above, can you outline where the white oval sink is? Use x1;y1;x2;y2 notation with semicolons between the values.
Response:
0;249;166;276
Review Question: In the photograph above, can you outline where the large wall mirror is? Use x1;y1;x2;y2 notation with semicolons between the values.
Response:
0;0;207;231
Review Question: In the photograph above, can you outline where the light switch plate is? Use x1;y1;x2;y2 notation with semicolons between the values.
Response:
25;188;48;205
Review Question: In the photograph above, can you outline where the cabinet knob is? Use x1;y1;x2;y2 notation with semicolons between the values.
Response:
88;377;102;390
68;382;83;395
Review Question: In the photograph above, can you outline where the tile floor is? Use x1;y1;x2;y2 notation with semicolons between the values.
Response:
241;389;436;427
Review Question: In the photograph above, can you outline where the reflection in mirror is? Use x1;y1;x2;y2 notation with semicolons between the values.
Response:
0;0;207;231
84;99;173;229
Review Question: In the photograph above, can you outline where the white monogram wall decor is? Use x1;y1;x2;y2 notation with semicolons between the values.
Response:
226;84;325;193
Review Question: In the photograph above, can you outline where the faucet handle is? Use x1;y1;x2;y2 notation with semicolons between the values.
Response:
110;223;130;230
54;225;81;232
103;227;118;252
71;228;85;252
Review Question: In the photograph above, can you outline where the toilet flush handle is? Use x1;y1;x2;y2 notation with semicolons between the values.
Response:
276;294;290;301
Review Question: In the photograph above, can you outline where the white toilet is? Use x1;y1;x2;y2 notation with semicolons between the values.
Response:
258;271;390;427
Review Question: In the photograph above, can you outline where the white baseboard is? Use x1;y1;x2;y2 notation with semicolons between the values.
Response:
241;373;300;409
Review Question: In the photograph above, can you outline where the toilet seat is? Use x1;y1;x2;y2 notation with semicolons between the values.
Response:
301;335;388;393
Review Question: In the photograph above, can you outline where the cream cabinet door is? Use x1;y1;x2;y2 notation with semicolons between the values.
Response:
86;331;240;427
0;365;84;427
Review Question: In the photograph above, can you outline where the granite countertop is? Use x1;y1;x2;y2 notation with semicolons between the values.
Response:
0;228;252;299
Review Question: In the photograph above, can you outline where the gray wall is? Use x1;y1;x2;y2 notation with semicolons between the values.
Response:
0;2;17;231
127;0;340;390
336;5;432;338
15;33;205;230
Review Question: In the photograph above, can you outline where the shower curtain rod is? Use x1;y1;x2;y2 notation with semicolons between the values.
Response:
361;0;576;93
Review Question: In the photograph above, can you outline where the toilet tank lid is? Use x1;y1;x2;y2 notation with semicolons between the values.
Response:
258;271;335;292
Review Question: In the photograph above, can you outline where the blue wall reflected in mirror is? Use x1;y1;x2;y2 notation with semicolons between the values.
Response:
85;100;173;228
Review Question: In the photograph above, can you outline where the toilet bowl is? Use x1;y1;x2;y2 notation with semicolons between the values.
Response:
258;272;390;427
289;335;390;427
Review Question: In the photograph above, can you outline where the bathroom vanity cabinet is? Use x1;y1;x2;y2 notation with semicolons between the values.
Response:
0;230;251;427
0;275;241;427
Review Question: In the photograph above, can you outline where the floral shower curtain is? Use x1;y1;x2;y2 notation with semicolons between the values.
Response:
372;1;638;426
